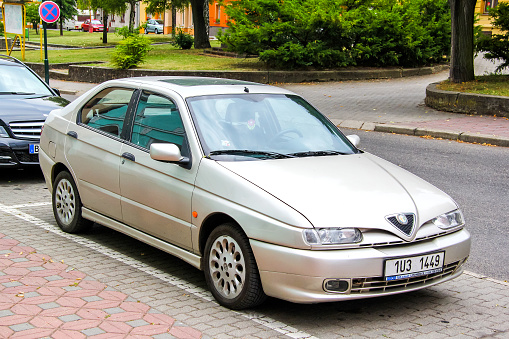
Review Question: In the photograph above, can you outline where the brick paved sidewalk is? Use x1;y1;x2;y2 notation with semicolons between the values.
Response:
392;115;509;138
0;233;203;339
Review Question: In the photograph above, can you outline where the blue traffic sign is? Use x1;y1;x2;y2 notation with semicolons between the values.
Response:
39;1;60;24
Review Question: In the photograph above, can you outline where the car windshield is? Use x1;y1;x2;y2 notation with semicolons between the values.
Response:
154;20;163;24
187;94;357;160
0;64;53;97
91;20;102;24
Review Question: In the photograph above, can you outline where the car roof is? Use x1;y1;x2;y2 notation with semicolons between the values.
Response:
108;76;294;98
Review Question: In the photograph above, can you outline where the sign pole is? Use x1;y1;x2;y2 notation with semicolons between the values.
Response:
43;21;49;84
38;1;60;85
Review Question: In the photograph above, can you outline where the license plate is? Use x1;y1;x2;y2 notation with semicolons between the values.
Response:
384;252;444;281
29;144;39;154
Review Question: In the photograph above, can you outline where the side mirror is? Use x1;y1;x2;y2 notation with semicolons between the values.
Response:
150;143;189;165
347;134;360;148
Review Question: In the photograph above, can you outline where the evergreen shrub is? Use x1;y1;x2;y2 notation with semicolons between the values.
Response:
218;0;451;69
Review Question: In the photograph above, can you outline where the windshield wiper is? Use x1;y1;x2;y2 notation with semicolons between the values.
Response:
0;92;36;95
289;150;350;157
207;149;296;159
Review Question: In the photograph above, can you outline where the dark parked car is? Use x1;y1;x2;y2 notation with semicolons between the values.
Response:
0;55;69;168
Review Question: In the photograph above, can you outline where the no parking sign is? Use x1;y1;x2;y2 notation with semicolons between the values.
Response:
39;1;60;84
39;1;60;23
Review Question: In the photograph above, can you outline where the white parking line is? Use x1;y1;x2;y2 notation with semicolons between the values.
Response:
10;202;52;209
0;203;318;339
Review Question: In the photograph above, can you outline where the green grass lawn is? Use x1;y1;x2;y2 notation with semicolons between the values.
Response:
13;28;169;46
6;29;265;71
438;74;509;97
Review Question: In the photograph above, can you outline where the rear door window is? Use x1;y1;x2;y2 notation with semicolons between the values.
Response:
79;87;135;138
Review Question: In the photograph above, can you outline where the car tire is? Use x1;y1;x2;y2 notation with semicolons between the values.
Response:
204;223;266;309
154;28;159;34
82;27;85;32
52;171;93;233
145;29;148;34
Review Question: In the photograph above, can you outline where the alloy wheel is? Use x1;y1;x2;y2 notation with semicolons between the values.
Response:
54;178;76;226
208;235;246;299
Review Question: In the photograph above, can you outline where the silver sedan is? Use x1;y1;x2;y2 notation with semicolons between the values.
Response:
39;77;470;309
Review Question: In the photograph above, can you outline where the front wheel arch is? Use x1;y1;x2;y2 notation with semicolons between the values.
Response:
198;213;237;260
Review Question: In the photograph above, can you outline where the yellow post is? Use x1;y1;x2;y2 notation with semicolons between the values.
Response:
21;3;26;60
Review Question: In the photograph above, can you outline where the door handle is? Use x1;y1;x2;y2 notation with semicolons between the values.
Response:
121;152;135;162
67;131;78;139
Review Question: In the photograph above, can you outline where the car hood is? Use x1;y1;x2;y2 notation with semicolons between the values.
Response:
218;152;457;233
0;96;69;123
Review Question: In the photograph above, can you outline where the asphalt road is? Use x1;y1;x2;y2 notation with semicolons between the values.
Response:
344;128;509;282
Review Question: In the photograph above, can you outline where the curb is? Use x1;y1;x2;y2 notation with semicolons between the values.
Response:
26;62;450;85
425;82;509;118
332;119;509;147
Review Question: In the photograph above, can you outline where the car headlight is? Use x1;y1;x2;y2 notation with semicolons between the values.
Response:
432;209;464;229
303;228;362;245
0;125;9;138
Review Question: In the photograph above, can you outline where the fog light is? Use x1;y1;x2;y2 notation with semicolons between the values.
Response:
323;279;350;293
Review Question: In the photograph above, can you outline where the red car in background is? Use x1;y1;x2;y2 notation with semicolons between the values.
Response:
81;19;107;32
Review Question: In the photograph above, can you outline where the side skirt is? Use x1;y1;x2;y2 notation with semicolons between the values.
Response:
82;207;202;270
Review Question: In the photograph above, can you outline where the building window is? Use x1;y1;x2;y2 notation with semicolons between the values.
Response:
484;0;498;14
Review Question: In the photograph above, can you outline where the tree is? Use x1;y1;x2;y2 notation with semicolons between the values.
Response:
448;0;477;82
90;0;127;43
54;0;79;36
189;0;210;48
143;0;210;48
124;0;139;33
25;3;41;35
477;2;509;72
144;0;189;37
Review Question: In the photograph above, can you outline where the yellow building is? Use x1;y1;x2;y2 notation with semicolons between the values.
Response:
477;0;509;35
139;1;229;37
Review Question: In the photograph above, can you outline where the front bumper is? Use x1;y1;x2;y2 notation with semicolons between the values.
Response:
251;228;470;303
0;138;39;167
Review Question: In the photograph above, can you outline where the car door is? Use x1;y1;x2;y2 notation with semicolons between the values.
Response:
65;86;137;221
119;90;197;250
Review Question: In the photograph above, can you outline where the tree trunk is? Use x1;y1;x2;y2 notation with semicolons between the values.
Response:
190;0;211;49
204;1;209;38
129;1;137;33
59;17;63;36
102;12;108;44
449;0;477;82
172;7;176;37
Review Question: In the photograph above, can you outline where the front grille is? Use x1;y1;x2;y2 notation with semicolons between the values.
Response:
13;151;38;163
350;259;464;294
9;121;44;140
386;214;415;236
358;231;448;248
